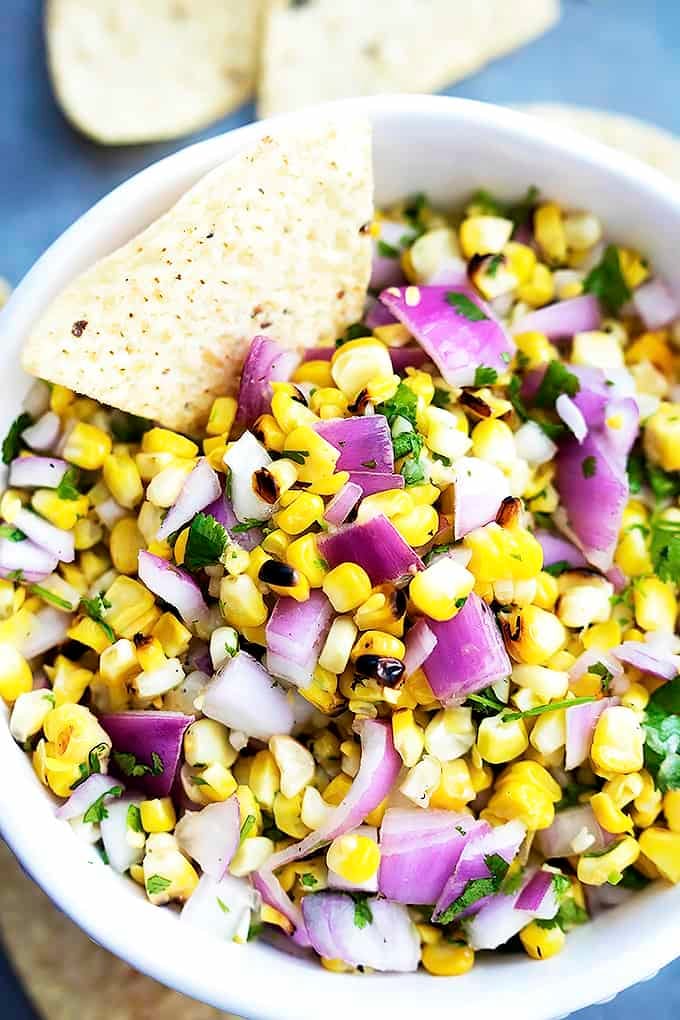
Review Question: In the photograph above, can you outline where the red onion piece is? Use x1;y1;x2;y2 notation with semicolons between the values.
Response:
19;607;71;660
315;416;394;473
565;697;618;771
202;650;295;740
537;804;612;859
370;220;408;292
267;719;401;872
467;869;558;951
301;346;333;362
535;529;587;570
556;394;587;442
157;458;221;540
380;284;514;387
100;795;145;873
21;412;61;452
9;456;68;489
323;481;363;526
13;506;74;563
301;893;420;972
388;346;430;372
422;594;511;705
174;796;240;879
182;874;259;941
569;648;623;682
585;882;633;916
265;590;334;687
365;298;397;330
0;536;59;581
55;773;123;820
99;710;193;797
511;294;601;339
515;869;554;912
433;820;526;921
613;640;678;680
236;336;300;428
378;809;485;905
633;277;679;329
451;457;510;539
347;471;405;496
222;431;274;525
252;869;310;944
203;489;262;552
403;618;437;676
138;550;209;629
319;514;422;586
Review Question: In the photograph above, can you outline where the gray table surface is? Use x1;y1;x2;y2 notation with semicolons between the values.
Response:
1;0;680;1017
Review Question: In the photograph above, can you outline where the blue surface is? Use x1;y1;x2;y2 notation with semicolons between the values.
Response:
1;0;680;1017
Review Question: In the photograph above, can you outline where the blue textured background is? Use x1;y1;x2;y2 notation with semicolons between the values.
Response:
1;0;680;1017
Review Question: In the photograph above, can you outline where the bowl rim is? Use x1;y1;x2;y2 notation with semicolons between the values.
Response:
2;93;680;1020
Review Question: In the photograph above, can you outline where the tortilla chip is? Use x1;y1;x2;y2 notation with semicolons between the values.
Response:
518;104;680;183
257;0;559;117
22;119;373;433
46;0;264;145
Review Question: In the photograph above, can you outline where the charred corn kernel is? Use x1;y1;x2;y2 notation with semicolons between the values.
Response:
572;330;624;371
429;759;475;810
591;706;644;775
206;396;237;437
146;461;194;509
322;563;372;613
67;615;112;653
273;792;309;839
331;337;394;401
246;546;270;586
283;427;338;483
140;798;176;833
323;773;353;806
533;572;559;611
351;630;405;661
357;489;413;523
353;589;405;637
102;576;155;636
319;616;357;674
517;263;555;307
151;613;191;659
274;492;324;535
73;518;103;551
392;708;425;767
520;921;565;961
43;703;110;768
409;558;474;621
141;428;197;459
534;202;566;263
590;792;633;834
31;489;88;530
392;504;439;548
0;644;32;702
270;734;315;799
327;832;380;883
503;606;566;665
250;414;285;455
618;247;649;289
577;835;640;886
637;828;680;884
219;574;267;629
270;389;318;434
286;533;328;587
634;577;677;632
664;790;680;833
133;636;164;673
422;942;475;977
404;668;437;707
292;359;334;387
109;516;145;575
63;422;112;470
470;419;516;469
477;715;528;765
460;215;513;258
102;453;143;509
50;384;74;414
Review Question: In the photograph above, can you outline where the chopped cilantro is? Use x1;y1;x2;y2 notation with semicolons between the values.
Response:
284;450;309;465
42;692;56;707
113;750;164;779
466;692;508;715
468;185;538;228
618;867;650;891
377;239;400;259
435;853;509;925
507;376;529;419
648;464;680;503
216;897;231;914
589;660;614;694
537;898;589;932
643;676;680;792
583;245;631;315
183;512;228;571
556;781;595;811
392;430;423;461
431;387;451;408
70;742;110;790
351;894;374;929
473;365;498;387
247;921;263;941
486;255;503;278
56;467;82;501
378;382;419;429
543;560;571;577
150;751;164;775
445;291;488;322
455;596;468;609
503;696;597;722
2;412;32;464
361;458;377;469
0;524;25;541
146;874;171;896
231;517;266;534
29;584;73;611
501;869;526;895
400;457;425;486
336;323;368;346
239;814;257;842
581;455;597;479
650;518;680;584
81;592;115;642
83;785;123;824
300;873;318;888
627;453;646;495
126;804;143;833
533;360;580;409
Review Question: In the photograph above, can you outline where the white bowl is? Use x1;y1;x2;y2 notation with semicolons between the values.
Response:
1;95;679;1020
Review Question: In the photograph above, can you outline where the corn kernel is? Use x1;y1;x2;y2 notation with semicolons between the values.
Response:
356;489;413;523
503;606;566;665
0;644;32;703
273;792;310;839
151;613;191;658
533;571;559;611
142;428;198;459
327;832;380;883
219;574;267;630
102;453;143;509
63;422;112;470
108;516;144;575
591;706;645;775
102;576;155;637
31;489;89;530
318;616;357;674
429;759;475;810
206;396;237;437
146;461;194;509
534;203;566;263
460;215;513;258
634;576;677;632
270;734;315;798
351;630;405;661
73;517;103;551
422;943;475;977
286;533;328;588
140;797;176;833
517;263;555;307
520;921;565;961
50;384;75;414
577;836;640;886
477;715;528;765
409;558;474;622
391;504;439;548
392;708;425;767
322;563;372;613
274;492;324;535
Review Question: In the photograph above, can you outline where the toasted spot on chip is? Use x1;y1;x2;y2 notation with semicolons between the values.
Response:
22;119;373;434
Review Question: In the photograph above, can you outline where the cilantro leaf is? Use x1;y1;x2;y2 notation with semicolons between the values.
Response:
247;922;263;941
435;853;509;925
503;696;598;722
643;677;680;792
543;560;571;577
377;382;419;429
589;660;614;694
2;412;32;464
432;387;451;408
351;894;374;929
239;814;257;842
627;453;646;495
113;750;161;779
150;751;164;775
81;592;115;642
469;186;539;228
556;781;595;811
445;291;488;322
300;873;318;888
583;245;631;315
56;467;82;501
533;361;580;410
216;896;231;914
377;239;400;259
146;874;171;896
392;430;423;461
0;524;25;541
618;867;650;891
474;365;498;387
83;785;123;824
126;804;143;833
650;518;680;583
581;455;597;479
507;376;529;420
284;450;309;465
648;465;680;503
29;584;73;611
231;517;266;535
183;512;228;571
400;457;425;486
70;742;110;790
336;323;368;346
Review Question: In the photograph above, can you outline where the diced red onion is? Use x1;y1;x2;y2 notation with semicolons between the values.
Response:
535;530;587;570
537;804;612;859
203;489;262;552
565;696;618;771
370;220;408;291
378;809;485;905
22;381;51;419
9;456;68;489
174;796;240;879
236;336;300;428
301;346;333;362
585;882;633;916
21;412;61;452
433;820;526;921
301;893;420;972
319;514;422;586
138;550;209;629
403;618;437;676
556;394;587;442
0;535;59;582
614;640;679;680
13;506;74;563
267;719;401;872
323;482;363;526
93;497;126;530
421;594;511;705
251;869;310;944
511;294;601;339
380;285;514;387
202;650;295;740
388;346;430;372
265;590;334;687
182;874;258;942
157;458;221;540
347;471;405;496
451;457;510;539
99;710;193;797
99;795;145;873
633;277;679;330
315;416;394;473
222;430;274;525
467;869;558;951
569;649;622;682
55;773;123;821
365;299;397;330
19;606;71;658
515;870;555;912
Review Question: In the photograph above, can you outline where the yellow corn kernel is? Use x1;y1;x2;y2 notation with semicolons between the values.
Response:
323;772;353;806
520;921;565;961
502;606;566;665
108;516;144;575
407;483;440;507
99;638;139;687
503;241;537;284
248;750;281;812
308;386;348;415
627;330;674;375
356;489;413;523
459;215;513;258
283;426;339;483
102;576;155;636
634;577;677;632
286;533;328;588
487;765;558;830
517;263;555;307
353;589;405;637
582;619;622;652
391;504;439;548
47;655;92;706
219;574;267;629
364;797;388;828
274;492;324;535
318;616;357;675
331;337;394;401
320;957;353;974
591;706;645;776
532;571;559;611
430;759;475;810
50;384;74;414
615;529;653;577
322;563;372;613
327;833;380;883
42;703;110;771
291;359;334;387
662;790;680;834
534;202;566;263
261;530;290;560
590;791;633;834
151;613;191;658
351;630;405;661
63;422;112;470
0;644;32;703
409;558;474;622
637;828;680;884
134;636;165;673
31;489;88;530
102;453;143;510
206;396;237;437
142;428;198;459
305;471;350;496
72;517;103;551
601;773;643;811
477;715;528;765
618;247;649;289
621;682;650;713
514;331;557;370
404;668;437;707
251;413;286;454
577;836;640;886
273;792;309;839
142;838;199;904
270;388;318;435
472;418;516;471
67;615;112;653
392;708;425;767
140;797;176;833
422;943;475;977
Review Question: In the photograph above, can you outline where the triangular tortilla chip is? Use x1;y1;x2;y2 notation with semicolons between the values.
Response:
46;0;265;144
22;119;373;433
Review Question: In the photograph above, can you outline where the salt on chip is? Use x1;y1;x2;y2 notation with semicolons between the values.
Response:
258;0;559;118
46;0;265;145
22;119;373;433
